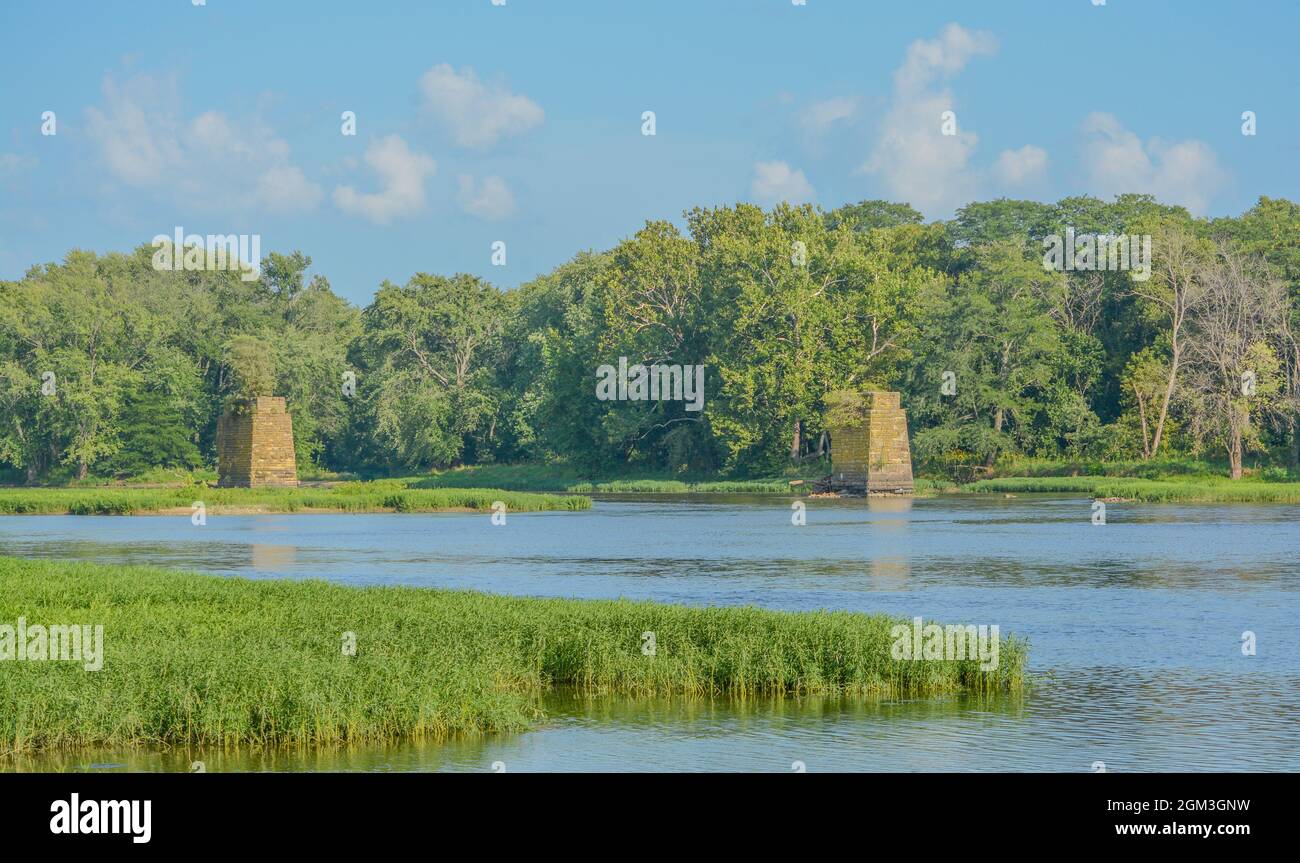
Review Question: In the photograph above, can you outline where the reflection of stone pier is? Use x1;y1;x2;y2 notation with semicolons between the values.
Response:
822;390;914;495
251;544;298;571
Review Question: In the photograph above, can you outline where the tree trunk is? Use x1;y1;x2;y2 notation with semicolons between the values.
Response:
1290;411;1300;472
1229;427;1243;480
1134;383;1151;460
77;459;89;481
790;420;802;462
1151;344;1179;458
25;463;36;485
986;406;1005;467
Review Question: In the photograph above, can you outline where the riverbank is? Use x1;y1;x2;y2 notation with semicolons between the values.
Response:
964;475;1300;503
0;480;589;515
12;459;1298;506
0;556;1026;753
413;463;825;494
407;462;1300;503
414;463;957;496
940;456;1300;502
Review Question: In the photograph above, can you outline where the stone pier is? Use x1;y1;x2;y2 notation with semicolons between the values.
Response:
216;396;299;488
826;390;914;494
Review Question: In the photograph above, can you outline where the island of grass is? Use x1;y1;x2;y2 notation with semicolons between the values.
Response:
0;478;589;515
0;557;1026;753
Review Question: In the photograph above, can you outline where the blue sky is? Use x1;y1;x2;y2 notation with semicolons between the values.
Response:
1;0;1297;305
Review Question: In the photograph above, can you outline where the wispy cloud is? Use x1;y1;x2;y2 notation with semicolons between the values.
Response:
0;153;37;175
333;135;436;224
750;160;815;206
799;97;857;138
84;72;322;213
419;63;543;149
993;144;1048;187
857;23;996;215
457;174;516;220
1080;112;1226;215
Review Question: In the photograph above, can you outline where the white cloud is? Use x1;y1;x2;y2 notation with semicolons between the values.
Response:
750;161;815;206
0;153;36;172
799;97;857;137
84;72;322;213
457;174;516;220
893;22;998;95
857;23;997;215
1080;112;1227;215
419;63;543;149
993;144;1048;186
333;135;436;224
257;165;324;213
85;74;184;185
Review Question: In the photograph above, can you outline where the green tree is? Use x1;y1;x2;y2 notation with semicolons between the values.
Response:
223;335;277;402
352;274;503;470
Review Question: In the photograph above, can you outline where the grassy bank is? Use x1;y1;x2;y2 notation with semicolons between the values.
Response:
14;458;1296;504
0;479;589;515
903;456;1300;502
964;473;1300;503
413;463;829;495
0;557;1026;753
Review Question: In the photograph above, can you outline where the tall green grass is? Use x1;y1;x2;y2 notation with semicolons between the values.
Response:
0;481;589;515
0;557;1026;753
564;478;800;494
415;463;827;495
965;475;1300;502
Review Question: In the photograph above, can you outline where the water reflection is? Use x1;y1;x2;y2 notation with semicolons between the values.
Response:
251;543;296;570
8;669;1294;772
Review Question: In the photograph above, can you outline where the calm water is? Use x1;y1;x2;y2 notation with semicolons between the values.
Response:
2;494;1297;772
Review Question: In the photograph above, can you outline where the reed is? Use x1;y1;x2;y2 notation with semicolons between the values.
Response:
0;482;589;515
415;463;825;495
965;475;1300;503
0;557;1026;753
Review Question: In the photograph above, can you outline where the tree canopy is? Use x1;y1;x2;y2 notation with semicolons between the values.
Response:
2;194;1297;482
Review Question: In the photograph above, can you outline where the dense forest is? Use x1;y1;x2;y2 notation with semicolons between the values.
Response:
2;194;1298;484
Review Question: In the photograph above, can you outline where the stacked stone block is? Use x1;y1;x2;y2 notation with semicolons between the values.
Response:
827;390;914;494
216;396;299;488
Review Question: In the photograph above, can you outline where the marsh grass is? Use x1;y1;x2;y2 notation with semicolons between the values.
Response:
414;463;827;495
965;474;1300;503
0;481;589;515
0;557;1026;753
564;478;798;494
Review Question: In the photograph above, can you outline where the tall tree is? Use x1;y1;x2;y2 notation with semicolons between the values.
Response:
1129;219;1212;458
1184;246;1286;478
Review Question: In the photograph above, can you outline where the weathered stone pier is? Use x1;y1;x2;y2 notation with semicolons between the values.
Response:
823;390;914;495
216;396;299;488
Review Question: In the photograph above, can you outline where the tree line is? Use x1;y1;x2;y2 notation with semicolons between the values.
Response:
2;194;1298;483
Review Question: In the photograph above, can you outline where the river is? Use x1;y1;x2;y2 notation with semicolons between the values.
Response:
2;494;1296;771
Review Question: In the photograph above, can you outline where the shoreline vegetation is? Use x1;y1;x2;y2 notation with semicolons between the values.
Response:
408;458;1300;503
0;557;1026;753
3;458;1300;510
6;197;1300;510
0;479;589;516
